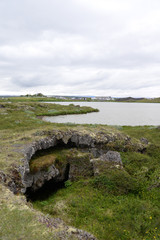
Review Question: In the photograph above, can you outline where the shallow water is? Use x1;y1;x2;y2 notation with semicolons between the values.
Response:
43;102;160;126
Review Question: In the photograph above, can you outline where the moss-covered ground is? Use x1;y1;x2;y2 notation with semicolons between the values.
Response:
0;97;160;239
0;101;98;130
32;133;160;239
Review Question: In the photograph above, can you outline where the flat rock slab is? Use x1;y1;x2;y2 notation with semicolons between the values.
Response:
90;151;123;176
100;151;122;165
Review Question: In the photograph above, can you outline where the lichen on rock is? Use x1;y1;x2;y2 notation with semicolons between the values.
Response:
91;151;123;176
15;129;147;193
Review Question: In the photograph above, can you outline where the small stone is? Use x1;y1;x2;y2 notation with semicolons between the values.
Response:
140;137;149;145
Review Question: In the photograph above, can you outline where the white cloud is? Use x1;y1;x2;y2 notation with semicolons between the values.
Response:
0;0;160;97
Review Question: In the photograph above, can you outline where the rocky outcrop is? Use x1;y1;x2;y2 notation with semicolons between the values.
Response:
91;151;123;176
0;104;5;108
140;137;149;145
0;171;7;183
99;151;122;164
67;152;93;181
0;168;22;194
27;165;59;191
0;129;148;240
17;129;146;193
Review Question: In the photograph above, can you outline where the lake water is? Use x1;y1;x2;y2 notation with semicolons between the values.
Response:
43;102;160;126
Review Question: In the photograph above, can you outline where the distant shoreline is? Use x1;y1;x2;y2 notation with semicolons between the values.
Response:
0;96;160;104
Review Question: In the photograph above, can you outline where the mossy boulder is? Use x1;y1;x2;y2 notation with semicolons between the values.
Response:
91;151;123;176
67;150;93;181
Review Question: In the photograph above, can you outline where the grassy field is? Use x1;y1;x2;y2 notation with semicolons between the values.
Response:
32;126;160;240
0;101;98;130
0;98;160;240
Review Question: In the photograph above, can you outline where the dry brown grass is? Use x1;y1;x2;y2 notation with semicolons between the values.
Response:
30;154;56;173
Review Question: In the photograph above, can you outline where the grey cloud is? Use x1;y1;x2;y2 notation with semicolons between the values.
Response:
0;0;160;97
11;76;45;88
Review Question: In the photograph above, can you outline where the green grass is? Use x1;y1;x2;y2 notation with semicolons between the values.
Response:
0;102;98;130
135;98;160;103
121;126;160;144
33;179;160;240
0;184;68;240
0;98;160;240
32;126;160;240
1;96;160;103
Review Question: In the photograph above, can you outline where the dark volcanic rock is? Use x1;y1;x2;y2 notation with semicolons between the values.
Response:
4;129;147;240
0;104;5;108
140;137;149;145
0;171;7;183
29;165;59;191
100;151;122;164
16;129;145;193
91;151;123;176
68;152;94;181
38;215;97;240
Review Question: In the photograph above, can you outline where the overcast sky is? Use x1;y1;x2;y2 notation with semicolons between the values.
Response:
0;0;160;97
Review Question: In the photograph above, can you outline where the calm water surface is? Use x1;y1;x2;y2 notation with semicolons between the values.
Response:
43;102;160;126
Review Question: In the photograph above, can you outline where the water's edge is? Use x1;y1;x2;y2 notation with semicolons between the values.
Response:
42;102;160;126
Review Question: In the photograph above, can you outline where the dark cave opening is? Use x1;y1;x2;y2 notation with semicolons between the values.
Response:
26;163;70;202
25;138;98;202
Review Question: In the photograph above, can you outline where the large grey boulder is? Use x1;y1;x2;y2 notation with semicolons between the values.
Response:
90;151;123;176
100;151;122;164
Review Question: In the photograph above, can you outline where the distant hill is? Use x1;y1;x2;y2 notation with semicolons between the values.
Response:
115;97;160;103
115;97;145;102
